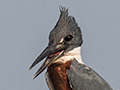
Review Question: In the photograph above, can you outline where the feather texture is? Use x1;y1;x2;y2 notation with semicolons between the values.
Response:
67;59;113;90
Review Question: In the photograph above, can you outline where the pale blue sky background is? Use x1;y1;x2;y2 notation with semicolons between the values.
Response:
0;0;120;90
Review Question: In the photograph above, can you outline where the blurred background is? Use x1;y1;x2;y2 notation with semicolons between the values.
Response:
0;0;120;90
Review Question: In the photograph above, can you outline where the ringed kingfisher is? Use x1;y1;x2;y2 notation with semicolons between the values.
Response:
29;6;113;90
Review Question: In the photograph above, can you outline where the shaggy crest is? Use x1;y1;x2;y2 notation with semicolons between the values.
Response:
53;6;77;29
49;6;83;46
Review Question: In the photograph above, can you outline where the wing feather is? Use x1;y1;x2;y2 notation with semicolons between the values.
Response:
67;59;113;90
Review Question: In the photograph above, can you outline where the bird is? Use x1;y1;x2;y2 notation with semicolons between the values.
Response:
29;6;113;90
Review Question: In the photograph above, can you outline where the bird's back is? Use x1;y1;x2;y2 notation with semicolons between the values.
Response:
67;59;113;90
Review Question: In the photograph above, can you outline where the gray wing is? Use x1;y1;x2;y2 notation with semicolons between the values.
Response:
67;59;113;90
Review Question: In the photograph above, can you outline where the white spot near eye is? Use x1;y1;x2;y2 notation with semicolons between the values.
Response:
60;38;64;43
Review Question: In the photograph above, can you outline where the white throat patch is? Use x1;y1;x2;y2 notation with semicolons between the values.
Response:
54;47;84;64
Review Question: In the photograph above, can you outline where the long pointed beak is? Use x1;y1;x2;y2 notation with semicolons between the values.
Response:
29;44;68;79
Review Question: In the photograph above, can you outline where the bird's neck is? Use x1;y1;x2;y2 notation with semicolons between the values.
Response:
46;47;83;90
54;46;84;64
46;61;73;90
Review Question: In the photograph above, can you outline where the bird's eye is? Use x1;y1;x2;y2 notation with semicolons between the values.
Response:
64;35;73;41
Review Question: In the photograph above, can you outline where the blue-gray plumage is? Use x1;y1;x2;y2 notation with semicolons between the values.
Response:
67;59;113;90
29;6;113;90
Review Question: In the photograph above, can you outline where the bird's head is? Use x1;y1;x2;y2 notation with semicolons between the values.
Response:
29;6;83;79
